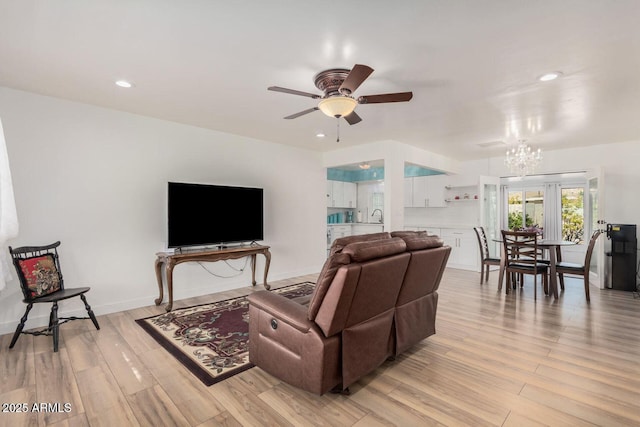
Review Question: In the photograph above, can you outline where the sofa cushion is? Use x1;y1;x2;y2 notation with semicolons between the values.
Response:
342;237;407;263
330;232;390;255
307;252;351;320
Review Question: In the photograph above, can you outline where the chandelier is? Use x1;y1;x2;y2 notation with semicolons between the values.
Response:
505;140;542;176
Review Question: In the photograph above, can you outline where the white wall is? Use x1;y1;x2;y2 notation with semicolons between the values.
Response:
0;87;326;334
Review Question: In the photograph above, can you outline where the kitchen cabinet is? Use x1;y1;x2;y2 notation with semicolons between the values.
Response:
352;224;384;235
403;226;441;236
403;178;413;208
345;182;357;208
441;228;479;271
327;225;351;246
327;180;357;208
403;226;478;270
404;175;447;208
327;224;383;255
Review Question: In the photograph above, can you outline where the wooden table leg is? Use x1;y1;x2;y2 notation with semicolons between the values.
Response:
154;258;164;306
498;244;507;294
250;254;257;286
263;249;271;290
556;246;565;290
165;260;176;312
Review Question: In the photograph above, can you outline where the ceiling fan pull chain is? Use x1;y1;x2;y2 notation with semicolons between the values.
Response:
336;117;340;142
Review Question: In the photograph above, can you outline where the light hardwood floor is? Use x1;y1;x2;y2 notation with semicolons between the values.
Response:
1;268;640;426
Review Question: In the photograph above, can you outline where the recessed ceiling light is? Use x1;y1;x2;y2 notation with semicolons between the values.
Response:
115;80;133;88
538;72;562;82
316;132;326;138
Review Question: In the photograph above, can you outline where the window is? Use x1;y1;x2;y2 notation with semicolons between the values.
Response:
561;187;584;244
507;189;544;232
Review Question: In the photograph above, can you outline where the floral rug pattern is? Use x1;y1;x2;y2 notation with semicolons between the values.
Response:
136;282;315;385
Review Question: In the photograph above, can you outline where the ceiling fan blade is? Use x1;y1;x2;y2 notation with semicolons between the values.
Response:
284;107;319;119
358;92;413;104
268;86;321;99
344;111;362;125
339;64;374;95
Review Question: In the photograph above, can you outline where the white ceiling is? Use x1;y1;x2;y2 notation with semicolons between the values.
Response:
1;1;639;161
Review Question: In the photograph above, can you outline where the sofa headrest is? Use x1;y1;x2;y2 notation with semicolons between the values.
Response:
307;252;351;320
342;237;407;262
391;230;428;238
330;232;391;255
402;235;445;251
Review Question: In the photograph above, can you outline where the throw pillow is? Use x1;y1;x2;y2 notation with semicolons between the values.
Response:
17;254;61;298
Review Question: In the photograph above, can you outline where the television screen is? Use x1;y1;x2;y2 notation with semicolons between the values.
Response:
167;182;264;248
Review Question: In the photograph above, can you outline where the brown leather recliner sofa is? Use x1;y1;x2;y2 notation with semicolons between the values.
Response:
247;231;451;394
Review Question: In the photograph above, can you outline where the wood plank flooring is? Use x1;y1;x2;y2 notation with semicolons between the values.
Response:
1;269;639;426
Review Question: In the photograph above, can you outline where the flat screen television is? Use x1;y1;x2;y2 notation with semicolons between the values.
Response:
167;182;264;248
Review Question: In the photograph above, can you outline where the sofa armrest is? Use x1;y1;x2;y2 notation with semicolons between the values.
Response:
248;290;313;333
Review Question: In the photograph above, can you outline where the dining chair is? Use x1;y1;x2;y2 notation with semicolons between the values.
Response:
473;227;501;284
556;230;602;302
8;241;100;352
501;230;549;300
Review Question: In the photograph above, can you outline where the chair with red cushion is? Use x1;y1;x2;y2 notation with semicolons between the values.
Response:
8;241;99;352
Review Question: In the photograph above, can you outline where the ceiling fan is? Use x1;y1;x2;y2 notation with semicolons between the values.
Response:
268;64;413;125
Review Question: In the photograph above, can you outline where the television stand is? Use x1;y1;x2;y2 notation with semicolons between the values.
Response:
154;244;271;312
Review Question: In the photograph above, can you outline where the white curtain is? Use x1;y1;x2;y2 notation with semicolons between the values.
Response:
543;183;562;240
0;118;19;291
501;185;509;230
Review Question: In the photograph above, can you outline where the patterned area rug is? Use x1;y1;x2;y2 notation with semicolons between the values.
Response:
136;281;315;386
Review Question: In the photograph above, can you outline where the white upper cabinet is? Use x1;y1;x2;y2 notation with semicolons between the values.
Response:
327;180;357;208
405;175;447;208
403;177;413;208
343;182;357;208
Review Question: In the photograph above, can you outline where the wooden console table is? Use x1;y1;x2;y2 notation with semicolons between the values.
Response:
154;244;271;311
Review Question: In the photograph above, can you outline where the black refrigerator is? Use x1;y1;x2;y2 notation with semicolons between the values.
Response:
606;224;637;291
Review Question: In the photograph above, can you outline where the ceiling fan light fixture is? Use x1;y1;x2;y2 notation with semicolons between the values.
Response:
318;96;357;118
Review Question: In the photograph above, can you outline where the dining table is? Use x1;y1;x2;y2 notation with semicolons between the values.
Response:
495;238;577;299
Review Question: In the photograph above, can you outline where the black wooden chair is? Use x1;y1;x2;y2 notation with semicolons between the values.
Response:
473;226;501;284
556;230;602;302
8;241;99;352
501;230;549;300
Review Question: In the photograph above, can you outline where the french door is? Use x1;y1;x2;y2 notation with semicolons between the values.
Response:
587;168;606;289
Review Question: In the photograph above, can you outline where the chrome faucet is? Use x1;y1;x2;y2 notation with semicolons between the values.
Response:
371;209;383;223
